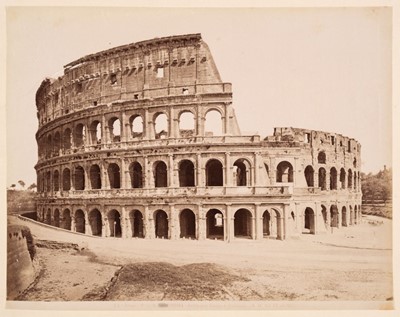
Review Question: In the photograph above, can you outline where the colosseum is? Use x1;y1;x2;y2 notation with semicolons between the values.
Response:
34;33;362;241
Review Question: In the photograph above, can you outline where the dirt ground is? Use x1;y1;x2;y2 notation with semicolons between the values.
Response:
8;214;393;304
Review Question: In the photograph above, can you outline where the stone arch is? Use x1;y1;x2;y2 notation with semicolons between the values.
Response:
62;168;71;191
74;123;86;148
330;205;339;228
45;208;52;225
234;209;252;238
89;209;103;236
74;209;85;233
178;160;195;187
321;205;328;228
89;120;102;144
53;209;60;227
318;151;326;164
154;112;168;139
130;115;143;138
45;171;51;192
108;117;121;142
129;210;144;238
62;209;71;230
318;167;326;190
153;161;168;188
276;161;293;183
342;206;347;227
340;168;346;189
129;162;143;188
304;165;314;187
233;159;251;186
304;207;315;234
179;111;195;137
108;163;121;189
74;165;85;190
204;109;223;136
46;134;53;158
53;131;61;156
330;167;338;190
179;209;196;239
90;164;102;189
206;209;224;240
63;128;72;151
154;209;169;239
205;159;223;186
53;170;60;192
262;209;282;239
353;157;357;168
107;209;122;237
348;168;353;189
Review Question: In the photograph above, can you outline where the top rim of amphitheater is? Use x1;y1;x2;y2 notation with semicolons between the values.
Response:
64;33;202;69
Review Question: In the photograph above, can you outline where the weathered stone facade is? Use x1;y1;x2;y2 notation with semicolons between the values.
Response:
35;34;362;241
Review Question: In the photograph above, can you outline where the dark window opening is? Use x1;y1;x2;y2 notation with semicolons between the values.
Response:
180;209;196;239
304;165;314;187
179;160;195;187
110;73;117;85
108;209;122;237
108;163;121;189
154;161;168;188
276;161;293;183
74;166;85;190
90;165;102;189
89;209;102;236
206;209;224;240
318;151;326;164
205;159;223;186
318;167;326;190
129;162;143;188
330;167;337;190
155;210;168;239
234;209;252;238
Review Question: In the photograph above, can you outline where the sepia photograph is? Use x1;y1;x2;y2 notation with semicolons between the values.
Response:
3;2;398;315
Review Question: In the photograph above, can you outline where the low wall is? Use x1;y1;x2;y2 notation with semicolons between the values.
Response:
7;225;36;300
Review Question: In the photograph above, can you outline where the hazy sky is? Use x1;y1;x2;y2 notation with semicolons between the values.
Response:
6;7;392;186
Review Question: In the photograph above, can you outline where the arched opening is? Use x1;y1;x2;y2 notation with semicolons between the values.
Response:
107;209;122;237
206;209;224;240
179;209;196;239
262;209;281;239
341;206;347;227
304;165;314;187
330;205;339;228
349;206;354;225
129;210;144;238
234;209;252;238
62;209;71;230
354;205;358;224
129;162;143;188
154;210;169;239
89;209;102;236
179;111;195;137
130;115;143;138
330;167;338;190
53;132;61;156
45;209;51;225
108;163;121;189
154;113;168;139
205;109;223;136
53;170;60;192
154;161;168;188
340;168;346;189
178;160;195;187
205;159;223;186
276;161;293;183
46;171;51;192
354;171;357;190
108;117;121;142
75;209;85;233
74;123;86;148
90;120;102;144
348;169;353;189
54;209;60;227
63;128;72;151
321;205;328;228
46;134;53;158
318;168;326;190
353;157;357;168
90;164;102;189
304;208;315;234
233;159;249;186
74;166;85;190
318;151;326;164
62;168;71;191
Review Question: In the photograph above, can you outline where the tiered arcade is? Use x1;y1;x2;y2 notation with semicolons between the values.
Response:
35;34;362;240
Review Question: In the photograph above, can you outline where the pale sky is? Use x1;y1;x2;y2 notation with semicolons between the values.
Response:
6;6;392;187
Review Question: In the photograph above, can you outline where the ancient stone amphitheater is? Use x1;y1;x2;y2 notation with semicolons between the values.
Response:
35;33;362;241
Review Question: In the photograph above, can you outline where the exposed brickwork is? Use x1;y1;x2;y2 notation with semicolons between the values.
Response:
35;34;362;241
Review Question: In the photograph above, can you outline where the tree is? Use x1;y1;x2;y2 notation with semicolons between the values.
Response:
28;183;37;191
18;180;26;189
10;184;16;190
361;167;392;204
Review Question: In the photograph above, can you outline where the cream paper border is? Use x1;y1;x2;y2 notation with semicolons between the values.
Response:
0;0;398;316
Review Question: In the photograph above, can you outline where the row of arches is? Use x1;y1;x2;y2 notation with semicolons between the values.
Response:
39;110;225;158
304;166;361;191
317;151;358;168
38;207;284;240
